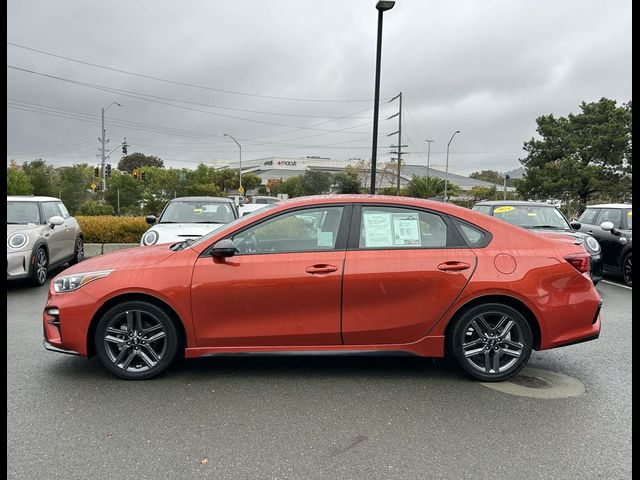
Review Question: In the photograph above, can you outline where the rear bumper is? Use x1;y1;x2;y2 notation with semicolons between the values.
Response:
540;299;602;350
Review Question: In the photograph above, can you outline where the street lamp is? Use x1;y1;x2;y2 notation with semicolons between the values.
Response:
100;102;122;191
223;133;242;194
369;0;395;194
444;130;460;202
425;139;434;180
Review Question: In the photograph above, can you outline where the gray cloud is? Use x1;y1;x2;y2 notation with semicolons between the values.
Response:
7;0;631;175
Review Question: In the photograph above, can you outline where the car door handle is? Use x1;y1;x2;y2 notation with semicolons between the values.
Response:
305;264;338;274
438;261;471;272
587;231;593;234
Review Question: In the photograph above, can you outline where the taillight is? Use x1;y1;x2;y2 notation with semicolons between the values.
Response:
565;253;591;274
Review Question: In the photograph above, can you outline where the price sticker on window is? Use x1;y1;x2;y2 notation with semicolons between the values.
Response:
494;206;514;213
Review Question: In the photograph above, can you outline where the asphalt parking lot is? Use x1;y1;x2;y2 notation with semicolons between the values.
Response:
7;276;632;480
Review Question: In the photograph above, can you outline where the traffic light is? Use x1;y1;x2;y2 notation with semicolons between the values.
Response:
141;172;146;182
94;167;99;178
133;170;139;180
122;144;127;155
105;164;112;178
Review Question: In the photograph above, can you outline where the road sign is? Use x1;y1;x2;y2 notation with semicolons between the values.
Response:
238;185;245;194
90;183;97;190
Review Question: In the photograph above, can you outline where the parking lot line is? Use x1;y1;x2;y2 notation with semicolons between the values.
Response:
601;280;632;290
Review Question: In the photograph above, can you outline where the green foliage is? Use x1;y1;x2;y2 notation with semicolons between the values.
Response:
469;170;504;186
185;183;223;197
301;169;332;195
21;159;59;196
76;216;149;243
104;170;143;215
78;200;115;216
516;98;632;206
277;176;305;198
333;168;362;193
117;153;164;173
405;176;460;199
58;164;95;214
240;172;262;192
7;162;33;195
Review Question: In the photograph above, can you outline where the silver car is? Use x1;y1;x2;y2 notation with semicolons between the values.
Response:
7;196;84;286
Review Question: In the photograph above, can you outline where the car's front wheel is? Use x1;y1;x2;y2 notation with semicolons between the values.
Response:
69;236;84;265
622;253;632;287
30;248;48;287
94;301;179;380
448;303;532;382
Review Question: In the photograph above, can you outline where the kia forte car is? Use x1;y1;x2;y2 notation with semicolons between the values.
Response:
44;195;602;381
575;203;632;286
141;197;238;246
7;196;84;286
472;201;603;284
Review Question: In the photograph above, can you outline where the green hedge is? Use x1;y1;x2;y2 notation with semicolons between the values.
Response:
77;216;148;243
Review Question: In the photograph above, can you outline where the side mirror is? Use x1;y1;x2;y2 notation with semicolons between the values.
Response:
570;221;581;230
49;215;64;228
600;221;620;235
145;215;157;225
211;239;237;257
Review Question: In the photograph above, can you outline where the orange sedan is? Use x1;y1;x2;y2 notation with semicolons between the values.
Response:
43;195;602;381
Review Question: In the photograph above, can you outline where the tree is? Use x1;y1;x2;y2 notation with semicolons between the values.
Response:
278;176;305;198
516;98;632;206
57;164;95;214
7;161;33;195
78;200;115;216
469;170;504;186
21;159;59;196
333;167;362;193
104;170;143;215
240;172;262;192
117;153;164;173
405;176;461;199
301;169;332;195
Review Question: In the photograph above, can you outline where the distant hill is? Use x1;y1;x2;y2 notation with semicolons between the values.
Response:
504;166;525;179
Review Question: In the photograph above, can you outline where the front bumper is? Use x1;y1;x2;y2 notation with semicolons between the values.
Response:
43;340;80;356
7;250;32;280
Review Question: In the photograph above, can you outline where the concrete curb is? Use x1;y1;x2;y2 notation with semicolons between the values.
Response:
85;243;139;258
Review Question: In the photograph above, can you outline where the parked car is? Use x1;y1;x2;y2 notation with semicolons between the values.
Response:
44;195;601;382
141;197;238;246
7;196;84;286
472;201;603;285
239;203;271;216
575;203;632;286
250;195;281;205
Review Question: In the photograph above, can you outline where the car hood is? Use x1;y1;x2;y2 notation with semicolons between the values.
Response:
146;223;226;243
530;229;585;245
60;243;177;275
7;224;42;235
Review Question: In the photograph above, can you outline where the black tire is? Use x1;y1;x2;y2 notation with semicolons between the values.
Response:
29;247;48;287
94;301;179;380
447;303;532;382
622;252;632;287
69;236;84;265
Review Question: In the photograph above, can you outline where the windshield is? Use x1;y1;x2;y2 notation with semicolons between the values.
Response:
7;202;40;224
159;200;236;224
492;205;570;229
189;203;277;248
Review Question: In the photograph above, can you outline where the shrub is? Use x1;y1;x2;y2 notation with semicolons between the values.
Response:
78;200;115;216
76;216;149;243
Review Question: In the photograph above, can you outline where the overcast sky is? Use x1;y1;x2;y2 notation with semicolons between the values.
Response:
7;0;632;176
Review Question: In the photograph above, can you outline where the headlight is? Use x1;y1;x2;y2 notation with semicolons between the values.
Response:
142;230;159;246
53;270;113;293
7;233;29;250
585;236;601;253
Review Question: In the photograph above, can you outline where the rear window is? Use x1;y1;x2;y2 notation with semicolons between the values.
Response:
450;218;492;248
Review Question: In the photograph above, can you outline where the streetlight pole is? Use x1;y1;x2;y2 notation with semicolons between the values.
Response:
100;102;122;191
224;133;242;194
425;139;434;180
369;1;395;194
444;130;460;202
503;174;510;200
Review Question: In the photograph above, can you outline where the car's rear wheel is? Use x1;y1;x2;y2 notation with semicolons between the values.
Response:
69;236;84;265
30;248;48;287
448;303;532;382
622;253;632;287
94;301;179;380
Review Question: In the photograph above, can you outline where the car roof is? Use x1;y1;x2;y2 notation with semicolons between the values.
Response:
473;200;555;208
585;203;632;209
170;196;234;203
7;195;61;202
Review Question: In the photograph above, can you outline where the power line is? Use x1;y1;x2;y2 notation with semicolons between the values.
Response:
8;41;375;103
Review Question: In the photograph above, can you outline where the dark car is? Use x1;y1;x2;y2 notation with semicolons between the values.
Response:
472;201;603;285
575;203;632;286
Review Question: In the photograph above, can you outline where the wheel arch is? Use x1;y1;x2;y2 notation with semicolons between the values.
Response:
443;294;541;351
86;292;187;358
29;239;49;274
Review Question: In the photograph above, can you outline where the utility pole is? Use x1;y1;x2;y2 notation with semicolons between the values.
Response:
425;139;434;180
387;92;407;195
503;174;510;200
98;102;122;191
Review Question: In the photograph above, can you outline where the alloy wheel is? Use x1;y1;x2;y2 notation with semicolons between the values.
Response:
623;255;632;287
75;237;84;263
35;249;48;285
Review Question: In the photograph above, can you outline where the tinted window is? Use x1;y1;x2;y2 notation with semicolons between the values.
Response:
160;201;236;224
472;205;492;215
599;209;622;228
359;206;449;248
578;208;599;225
41;202;62;223
232;206;344;254
7;202;40;224
450;218;492;248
